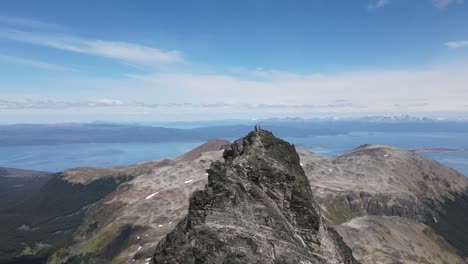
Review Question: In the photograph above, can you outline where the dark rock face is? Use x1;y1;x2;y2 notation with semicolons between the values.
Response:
152;130;359;264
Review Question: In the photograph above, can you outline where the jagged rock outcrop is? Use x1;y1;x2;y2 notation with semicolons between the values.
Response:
152;130;358;264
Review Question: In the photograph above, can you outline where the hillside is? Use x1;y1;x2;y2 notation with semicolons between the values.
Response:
335;216;464;264
48;140;229;264
297;145;468;256
2;131;467;263
0;166;142;263
0;167;52;211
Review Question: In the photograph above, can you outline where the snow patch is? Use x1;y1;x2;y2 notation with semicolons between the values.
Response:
145;192;159;200
184;179;193;184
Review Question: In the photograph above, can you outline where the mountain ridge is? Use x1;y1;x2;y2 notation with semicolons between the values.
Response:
152;130;359;263
1;134;466;263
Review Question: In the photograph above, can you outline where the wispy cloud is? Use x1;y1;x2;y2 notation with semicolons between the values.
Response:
0;54;76;72
367;0;465;10
433;0;464;9
0;29;183;65
0;15;62;30
0;98;125;110
0;15;183;67
368;0;391;9
445;40;468;48
0;97;357;111
2;60;467;121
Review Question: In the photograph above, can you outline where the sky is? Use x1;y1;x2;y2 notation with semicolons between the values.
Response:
1;0;468;123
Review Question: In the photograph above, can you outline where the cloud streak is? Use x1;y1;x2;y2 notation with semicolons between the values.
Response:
367;0;464;10
0;54;77;72
445;40;468;48
0;29;183;65
0;15;62;30
368;0;391;9
433;0;464;8
0;98;125;110
0;98;355;111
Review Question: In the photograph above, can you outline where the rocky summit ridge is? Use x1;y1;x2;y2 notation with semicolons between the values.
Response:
152;130;359;264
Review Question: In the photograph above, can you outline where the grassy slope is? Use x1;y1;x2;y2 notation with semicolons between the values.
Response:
425;192;468;257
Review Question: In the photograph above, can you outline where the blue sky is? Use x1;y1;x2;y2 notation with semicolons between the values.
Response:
1;0;468;123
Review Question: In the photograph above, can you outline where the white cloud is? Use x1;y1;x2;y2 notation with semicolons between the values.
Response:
445;40;468;48
0;54;76;72
0;98;352;111
3;58;468;119
0;29;183;66
433;0;464;8
91;99;124;106
122;63;468;114
368;0;391;9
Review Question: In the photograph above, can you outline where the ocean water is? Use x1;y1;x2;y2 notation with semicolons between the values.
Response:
0;131;466;176
0;141;203;173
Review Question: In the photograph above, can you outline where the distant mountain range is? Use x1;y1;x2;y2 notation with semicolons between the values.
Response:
260;115;464;123
2;119;468;146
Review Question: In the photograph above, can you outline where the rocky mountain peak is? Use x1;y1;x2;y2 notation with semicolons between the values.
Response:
152;130;359;263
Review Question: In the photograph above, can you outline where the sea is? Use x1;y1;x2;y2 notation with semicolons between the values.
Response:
0;130;467;176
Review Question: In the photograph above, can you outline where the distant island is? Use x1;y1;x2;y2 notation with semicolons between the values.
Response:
410;147;468;153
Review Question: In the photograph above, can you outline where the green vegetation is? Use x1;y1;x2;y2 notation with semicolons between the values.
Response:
59;223;134;264
0;174;133;263
85;222;98;234
321;203;365;225
0;171;51;211
77;224;120;254
425;192;468;256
